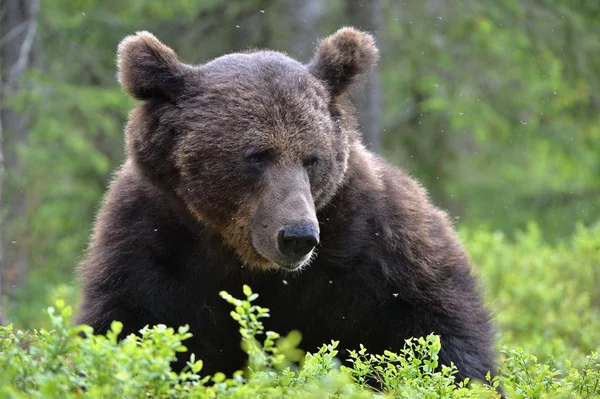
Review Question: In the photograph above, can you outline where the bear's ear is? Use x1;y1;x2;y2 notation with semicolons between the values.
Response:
117;31;190;101
308;27;379;97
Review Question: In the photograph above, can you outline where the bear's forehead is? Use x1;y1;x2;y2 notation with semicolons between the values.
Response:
202;51;305;78
188;52;331;128
178;51;336;154
199;52;328;100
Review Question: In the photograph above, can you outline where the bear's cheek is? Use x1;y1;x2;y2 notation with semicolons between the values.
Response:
311;152;347;209
180;171;266;263
178;166;244;223
220;203;274;268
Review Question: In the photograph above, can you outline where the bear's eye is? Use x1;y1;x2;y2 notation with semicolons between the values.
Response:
304;156;319;168
245;149;272;168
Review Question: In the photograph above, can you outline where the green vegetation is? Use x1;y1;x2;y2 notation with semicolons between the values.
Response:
464;223;600;368
2;225;599;398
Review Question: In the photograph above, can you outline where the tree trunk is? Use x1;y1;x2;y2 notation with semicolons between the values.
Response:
346;0;383;153
0;0;40;314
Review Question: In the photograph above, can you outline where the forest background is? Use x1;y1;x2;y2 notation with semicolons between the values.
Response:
0;2;598;390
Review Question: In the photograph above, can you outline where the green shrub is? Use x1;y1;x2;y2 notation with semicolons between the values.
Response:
2;284;599;398
501;347;600;398
2;222;599;397
462;222;600;366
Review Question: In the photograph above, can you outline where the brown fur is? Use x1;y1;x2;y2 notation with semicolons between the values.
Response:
309;27;380;96
76;28;500;390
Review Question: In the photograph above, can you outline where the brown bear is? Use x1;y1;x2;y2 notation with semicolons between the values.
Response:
76;27;498;385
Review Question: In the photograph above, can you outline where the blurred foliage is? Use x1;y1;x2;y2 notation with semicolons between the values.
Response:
462;222;600;367
380;1;600;236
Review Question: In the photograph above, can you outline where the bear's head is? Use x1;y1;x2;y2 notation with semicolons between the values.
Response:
117;27;379;271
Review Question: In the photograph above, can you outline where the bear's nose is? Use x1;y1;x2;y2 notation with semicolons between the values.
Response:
278;223;320;258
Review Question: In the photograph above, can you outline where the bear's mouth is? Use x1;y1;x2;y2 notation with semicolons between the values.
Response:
274;249;317;272
250;227;318;272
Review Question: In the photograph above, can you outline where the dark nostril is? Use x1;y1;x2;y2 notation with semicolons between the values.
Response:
278;224;320;258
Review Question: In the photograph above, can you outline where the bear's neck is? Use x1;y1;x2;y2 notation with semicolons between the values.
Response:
129;159;204;236
317;143;384;244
